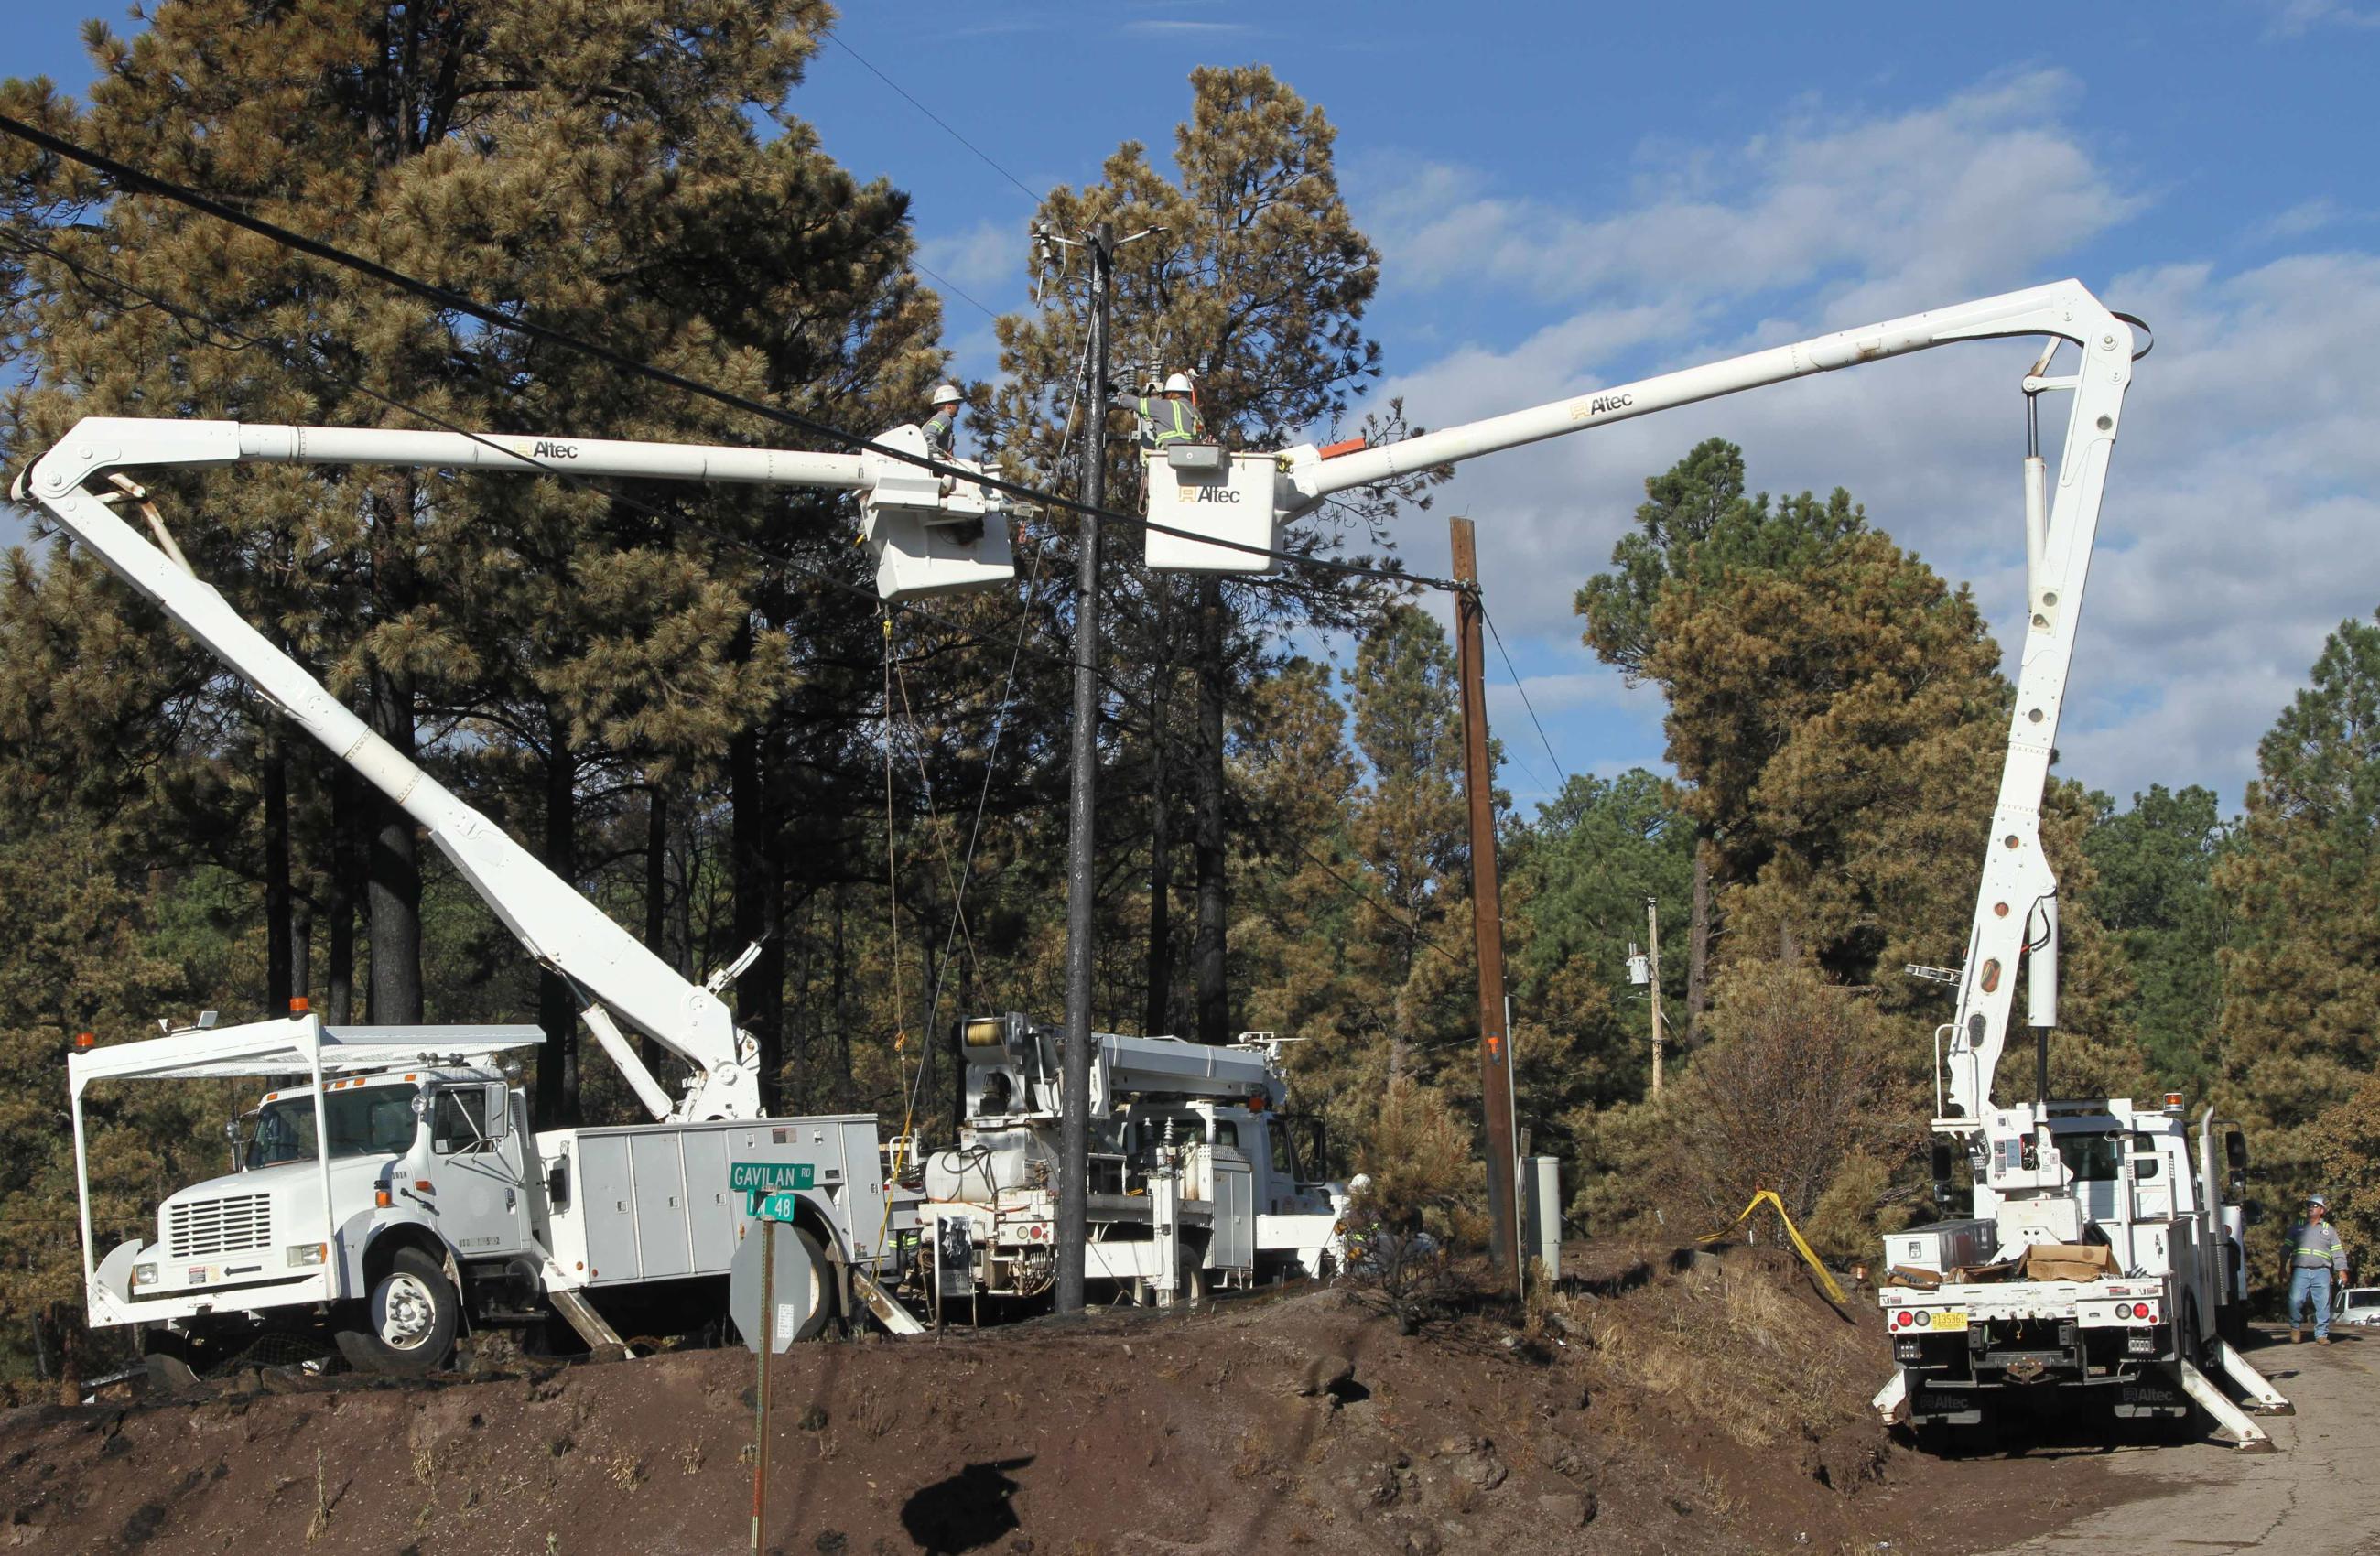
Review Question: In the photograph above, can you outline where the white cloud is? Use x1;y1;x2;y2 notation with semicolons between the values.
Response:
1336;73;2380;811
2258;0;2380;34
2254;199;2345;242
914;217;1027;299
1356;71;2144;317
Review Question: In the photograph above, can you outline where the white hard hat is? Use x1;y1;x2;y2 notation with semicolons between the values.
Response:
931;384;962;405
1163;372;1194;394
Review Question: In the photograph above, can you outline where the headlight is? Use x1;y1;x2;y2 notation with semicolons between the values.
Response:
132;1262;158;1288
286;1242;328;1268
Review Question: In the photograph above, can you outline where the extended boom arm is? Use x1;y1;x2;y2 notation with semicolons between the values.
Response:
15;417;1018;1121
1242;280;2140;1123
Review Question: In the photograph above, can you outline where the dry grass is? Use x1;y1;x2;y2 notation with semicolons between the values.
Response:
1562;1250;1861;1453
303;1450;329;1544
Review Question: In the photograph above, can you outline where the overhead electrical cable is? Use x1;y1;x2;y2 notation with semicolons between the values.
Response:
0;113;1454;596
824;33;1045;206
0;223;1173;737
1479;597;1571;794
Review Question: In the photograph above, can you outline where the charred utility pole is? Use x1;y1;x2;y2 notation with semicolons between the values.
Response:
1057;221;1117;1317
1450;518;1519;1289
1645;895;1665;1096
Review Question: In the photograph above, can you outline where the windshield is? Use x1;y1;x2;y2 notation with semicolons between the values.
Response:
244;1086;416;1169
2055;1131;2124;1183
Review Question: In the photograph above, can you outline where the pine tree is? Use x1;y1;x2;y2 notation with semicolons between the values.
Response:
4;2;952;1125
2215;616;2380;1190
2083;784;2232;1089
987;64;1430;1044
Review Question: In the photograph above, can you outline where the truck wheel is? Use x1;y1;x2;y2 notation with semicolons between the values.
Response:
335;1247;460;1376
139;1330;203;1396
784;1226;833;1343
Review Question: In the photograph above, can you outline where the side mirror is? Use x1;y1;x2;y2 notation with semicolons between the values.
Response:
2243;1200;2266;1226
2224;1132;2248;1172
546;1160;571;1211
1929;1140;1955;1206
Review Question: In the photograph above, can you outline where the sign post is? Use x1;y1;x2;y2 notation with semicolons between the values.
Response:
728;1161;815;1555
752;1216;771;1556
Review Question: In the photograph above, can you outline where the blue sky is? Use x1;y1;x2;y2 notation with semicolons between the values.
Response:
8;0;2380;815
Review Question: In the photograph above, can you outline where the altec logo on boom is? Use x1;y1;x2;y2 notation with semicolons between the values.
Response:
1189;486;1242;504
1569;391;1635;422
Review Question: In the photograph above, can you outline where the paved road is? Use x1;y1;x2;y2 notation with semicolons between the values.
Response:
1987;1325;2380;1555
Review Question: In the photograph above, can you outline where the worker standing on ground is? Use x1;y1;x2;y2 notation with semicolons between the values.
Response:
2285;1192;2351;1345
922;384;962;457
1111;371;1206;450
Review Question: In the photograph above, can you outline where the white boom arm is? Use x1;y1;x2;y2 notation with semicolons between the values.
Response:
1222;279;2138;1124
16;417;1018;1122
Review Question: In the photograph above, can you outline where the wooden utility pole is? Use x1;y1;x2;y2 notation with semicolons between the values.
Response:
1645;896;1664;1096
1450;518;1519;1289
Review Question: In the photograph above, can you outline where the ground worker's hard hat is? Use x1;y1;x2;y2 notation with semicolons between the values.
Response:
931;384;962;405
2310;1192;2329;1207
1163;372;1194;394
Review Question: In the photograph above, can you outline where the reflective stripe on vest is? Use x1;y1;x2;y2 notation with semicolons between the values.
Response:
1148;397;1198;448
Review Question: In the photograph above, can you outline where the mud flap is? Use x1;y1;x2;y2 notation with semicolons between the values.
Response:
2171;1358;2277;1453
2214;1337;2292;1415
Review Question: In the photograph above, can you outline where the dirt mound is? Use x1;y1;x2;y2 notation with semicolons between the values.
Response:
0;1246;2130;1555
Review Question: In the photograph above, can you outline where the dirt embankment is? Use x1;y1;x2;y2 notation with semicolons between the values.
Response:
0;1245;2132;1556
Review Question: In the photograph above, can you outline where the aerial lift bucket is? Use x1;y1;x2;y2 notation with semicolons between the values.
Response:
1142;448;1283;574
860;424;1016;601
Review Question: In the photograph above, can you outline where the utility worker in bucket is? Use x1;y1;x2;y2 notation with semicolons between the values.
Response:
1110;371;1206;451
2286;1192;2352;1345
922;384;963;457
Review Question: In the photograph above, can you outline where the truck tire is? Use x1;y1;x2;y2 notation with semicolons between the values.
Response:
780;1226;834;1344
335;1246;460;1376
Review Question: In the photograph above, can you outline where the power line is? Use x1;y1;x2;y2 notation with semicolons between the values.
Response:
825;34;1044;207
1273;836;1466;967
907;256;1000;324
0;224;1164;734
0;113;1448;595
1479;598;1571;794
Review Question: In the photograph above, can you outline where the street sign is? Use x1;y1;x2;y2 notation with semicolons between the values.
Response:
752;1191;803;1221
730;1161;815;1193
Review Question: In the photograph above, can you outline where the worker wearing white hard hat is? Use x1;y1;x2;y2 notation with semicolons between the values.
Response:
923;383;963;457
1109;369;1205;451
2287;1191;2352;1345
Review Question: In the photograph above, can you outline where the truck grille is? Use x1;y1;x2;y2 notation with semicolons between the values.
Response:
167;1194;271;1258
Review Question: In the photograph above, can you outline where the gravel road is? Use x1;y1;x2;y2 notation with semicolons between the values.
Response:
1987;1325;2380;1555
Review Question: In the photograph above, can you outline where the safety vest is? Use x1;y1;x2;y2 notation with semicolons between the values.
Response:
2289;1220;2346;1270
922;410;955;454
1137;395;1203;450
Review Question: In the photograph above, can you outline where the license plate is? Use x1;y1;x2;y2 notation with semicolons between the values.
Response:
1927;1310;1968;1332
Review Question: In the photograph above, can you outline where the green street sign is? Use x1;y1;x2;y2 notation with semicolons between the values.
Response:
730;1162;815;1193
752;1190;804;1221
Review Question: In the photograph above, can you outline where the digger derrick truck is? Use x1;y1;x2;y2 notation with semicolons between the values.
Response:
27;415;1024;1374
1130;277;2290;1451
901;1016;1345;1317
25;413;1350;1375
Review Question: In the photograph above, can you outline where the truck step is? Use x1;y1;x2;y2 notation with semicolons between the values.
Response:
851;1269;926;1336
549;1290;632;1362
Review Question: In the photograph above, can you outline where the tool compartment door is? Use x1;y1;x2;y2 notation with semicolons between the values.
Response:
1203;1151;1255;1271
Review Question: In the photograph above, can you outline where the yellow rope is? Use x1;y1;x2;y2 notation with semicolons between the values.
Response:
1700;1189;1848;1306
